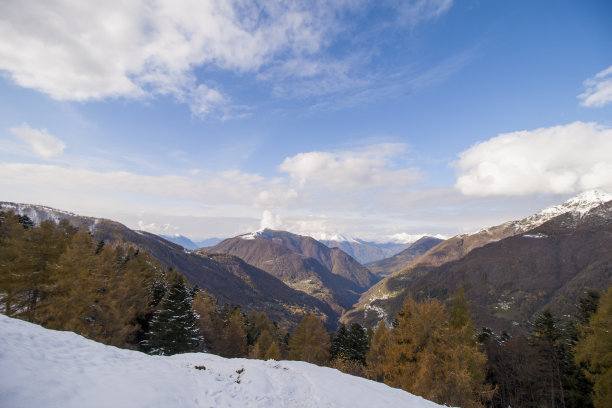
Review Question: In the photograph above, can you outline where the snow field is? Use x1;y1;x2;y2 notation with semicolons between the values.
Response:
0;314;443;408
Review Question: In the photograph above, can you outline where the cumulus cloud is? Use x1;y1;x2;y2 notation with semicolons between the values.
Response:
278;143;422;190
9;123;65;158
578;65;612;107
260;210;282;230
455;122;612;196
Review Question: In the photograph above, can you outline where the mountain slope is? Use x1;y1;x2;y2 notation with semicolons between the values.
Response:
408;190;612;270
205;229;377;313
0;202;335;326
0;314;445;408
366;236;444;278
319;239;410;264
343;191;612;331
160;234;199;250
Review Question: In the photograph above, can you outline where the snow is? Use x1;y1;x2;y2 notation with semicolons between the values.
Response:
0;315;445;408
523;233;548;239
239;229;264;240
520;189;612;231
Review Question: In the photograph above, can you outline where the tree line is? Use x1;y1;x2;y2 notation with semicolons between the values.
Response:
1;211;610;408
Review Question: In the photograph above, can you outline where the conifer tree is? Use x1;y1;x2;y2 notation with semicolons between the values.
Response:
265;341;282;361
193;289;224;352
346;323;369;364
289;314;330;365
575;286;612;408
221;306;248;358
366;323;390;382
145;272;202;355
0;211;27;316
251;329;274;360
330;324;349;360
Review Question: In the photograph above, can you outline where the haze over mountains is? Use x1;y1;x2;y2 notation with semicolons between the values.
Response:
2;190;611;333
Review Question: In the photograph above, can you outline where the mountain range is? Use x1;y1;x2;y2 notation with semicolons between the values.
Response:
342;190;612;332
3;190;611;333
365;236;444;278
202;229;377;315
0;202;335;327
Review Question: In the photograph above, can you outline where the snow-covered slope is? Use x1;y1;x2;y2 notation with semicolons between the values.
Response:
0;315;444;408
474;189;612;236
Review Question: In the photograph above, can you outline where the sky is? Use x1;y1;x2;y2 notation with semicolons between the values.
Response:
1;0;611;242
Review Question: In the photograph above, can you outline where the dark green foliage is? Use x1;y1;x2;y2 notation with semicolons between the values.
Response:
482;304;596;408
144;273;202;355
346;323;369;364
17;215;34;229
330;324;349;360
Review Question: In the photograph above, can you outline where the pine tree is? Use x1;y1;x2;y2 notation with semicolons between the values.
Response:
145;272;202;355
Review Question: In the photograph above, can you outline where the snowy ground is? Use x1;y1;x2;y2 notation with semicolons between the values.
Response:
0;314;444;408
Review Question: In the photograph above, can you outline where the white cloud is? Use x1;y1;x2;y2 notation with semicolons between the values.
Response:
278;143;422;190
578;65;612;107
395;0;454;26
260;210;282;230
0;1;455;116
9;123;65;158
0;0;342;116
0;163;273;207
455;122;612;196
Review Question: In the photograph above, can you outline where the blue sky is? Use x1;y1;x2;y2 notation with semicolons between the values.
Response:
1;0;612;241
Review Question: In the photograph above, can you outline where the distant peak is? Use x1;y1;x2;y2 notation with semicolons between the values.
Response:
307;232;356;243
238;229;265;240
563;189;612;208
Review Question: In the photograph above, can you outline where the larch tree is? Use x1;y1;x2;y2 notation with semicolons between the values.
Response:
289;314;330;365
575;286;612;408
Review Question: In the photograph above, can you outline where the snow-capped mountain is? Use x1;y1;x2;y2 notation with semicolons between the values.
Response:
344;190;612;331
0;314;444;408
474;189;612;237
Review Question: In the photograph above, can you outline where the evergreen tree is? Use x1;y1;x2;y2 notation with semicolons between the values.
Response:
145;273;202;355
346;323;369;364
330;324;349;360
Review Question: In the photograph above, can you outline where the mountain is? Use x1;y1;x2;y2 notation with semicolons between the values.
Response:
160;234;199;250
205;229;377;314
343;190;612;332
319;238;410;264
0;314;443;408
366;236;444;278
0;202;335;327
407;190;612;270
194;237;224;248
